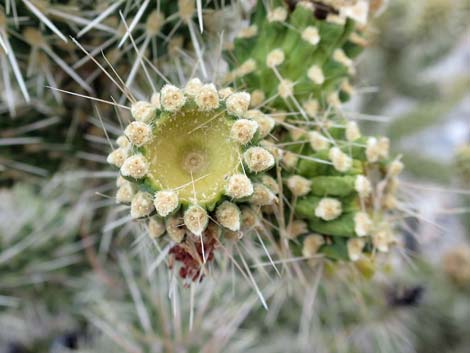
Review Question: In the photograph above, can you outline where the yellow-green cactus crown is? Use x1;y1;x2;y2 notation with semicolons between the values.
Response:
107;78;277;249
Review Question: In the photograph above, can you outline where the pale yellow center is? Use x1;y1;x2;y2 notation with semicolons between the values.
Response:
144;109;240;205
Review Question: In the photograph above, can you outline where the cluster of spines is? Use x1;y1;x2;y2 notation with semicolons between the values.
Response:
68;0;231;96
0;0;227;113
0;2;110;180
0;180;89;351
0;2;98;109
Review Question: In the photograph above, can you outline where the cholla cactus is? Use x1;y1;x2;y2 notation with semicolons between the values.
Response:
454;144;470;234
360;0;468;115
1;1;460;352
234;249;470;353
0;2;97;113
410;247;470;353
0;177;93;350
226;0;369;111
98;0;404;278
222;1;403;268
0;306;80;353
0;0;401;286
238;271;419;353
71;0;233;94
455;144;470;186
75;248;470;353
0;2;114;184
442;245;470;288
391;0;468;59
0;182;85;289
283;118;403;265
77;253;266;353
106;79;277;280
0;97;109;185
0;104;69;184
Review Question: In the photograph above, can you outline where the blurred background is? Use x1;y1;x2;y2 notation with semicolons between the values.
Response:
354;0;469;254
0;0;469;352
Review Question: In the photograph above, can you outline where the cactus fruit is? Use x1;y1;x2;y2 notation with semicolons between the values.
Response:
106;79;277;280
